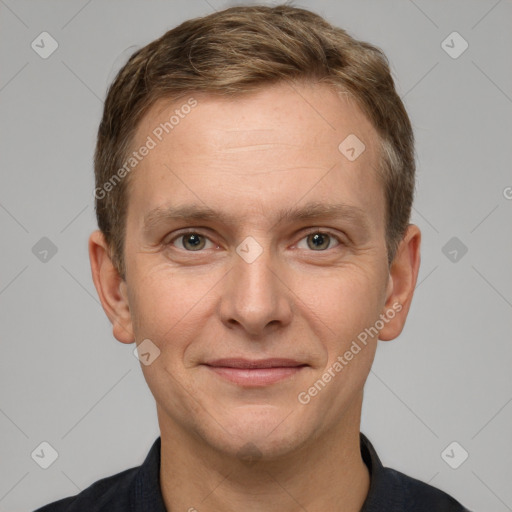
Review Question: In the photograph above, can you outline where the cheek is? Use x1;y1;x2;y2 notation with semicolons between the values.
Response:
128;268;212;344
304;262;385;322
299;264;387;360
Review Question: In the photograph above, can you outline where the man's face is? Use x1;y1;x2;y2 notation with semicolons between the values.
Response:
121;82;394;458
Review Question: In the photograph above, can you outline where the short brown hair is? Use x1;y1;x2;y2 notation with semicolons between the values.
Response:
94;4;415;279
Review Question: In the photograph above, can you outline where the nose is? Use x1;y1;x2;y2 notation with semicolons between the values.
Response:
218;243;293;337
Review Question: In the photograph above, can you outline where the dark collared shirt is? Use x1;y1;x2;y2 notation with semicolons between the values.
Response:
34;433;472;511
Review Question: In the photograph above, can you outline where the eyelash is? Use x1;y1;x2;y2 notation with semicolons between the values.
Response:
165;228;344;252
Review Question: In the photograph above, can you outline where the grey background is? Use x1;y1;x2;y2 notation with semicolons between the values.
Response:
0;0;511;511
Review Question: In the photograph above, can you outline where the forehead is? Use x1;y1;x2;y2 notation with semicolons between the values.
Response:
126;81;384;231
135;82;378;157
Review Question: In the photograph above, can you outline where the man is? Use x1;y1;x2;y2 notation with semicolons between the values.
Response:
35;4;472;511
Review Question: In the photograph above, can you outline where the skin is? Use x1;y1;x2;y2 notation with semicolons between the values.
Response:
89;81;421;512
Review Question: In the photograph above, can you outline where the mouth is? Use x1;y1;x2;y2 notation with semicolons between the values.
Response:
203;358;308;386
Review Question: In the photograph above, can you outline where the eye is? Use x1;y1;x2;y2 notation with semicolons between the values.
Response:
296;231;341;251
170;232;215;251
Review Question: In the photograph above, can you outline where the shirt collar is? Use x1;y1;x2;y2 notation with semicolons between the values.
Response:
359;432;406;511
131;436;166;511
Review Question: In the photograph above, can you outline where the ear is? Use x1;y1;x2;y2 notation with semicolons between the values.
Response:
379;224;421;341
88;230;135;344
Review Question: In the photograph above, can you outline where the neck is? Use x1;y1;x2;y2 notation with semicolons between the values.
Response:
158;403;370;512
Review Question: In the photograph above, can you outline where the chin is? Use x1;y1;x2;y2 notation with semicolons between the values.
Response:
196;404;315;462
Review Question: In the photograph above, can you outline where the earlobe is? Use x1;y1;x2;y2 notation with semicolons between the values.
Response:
88;230;135;344
379;224;421;342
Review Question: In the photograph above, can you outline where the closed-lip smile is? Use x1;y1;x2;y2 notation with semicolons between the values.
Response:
203;358;308;386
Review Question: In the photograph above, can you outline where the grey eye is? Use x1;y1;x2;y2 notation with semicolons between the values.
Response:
179;233;206;251
296;232;340;251
307;232;331;250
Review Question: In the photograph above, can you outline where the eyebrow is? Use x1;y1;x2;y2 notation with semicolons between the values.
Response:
142;201;371;234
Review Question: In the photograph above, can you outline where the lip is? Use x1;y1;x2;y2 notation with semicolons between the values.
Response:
203;358;308;386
